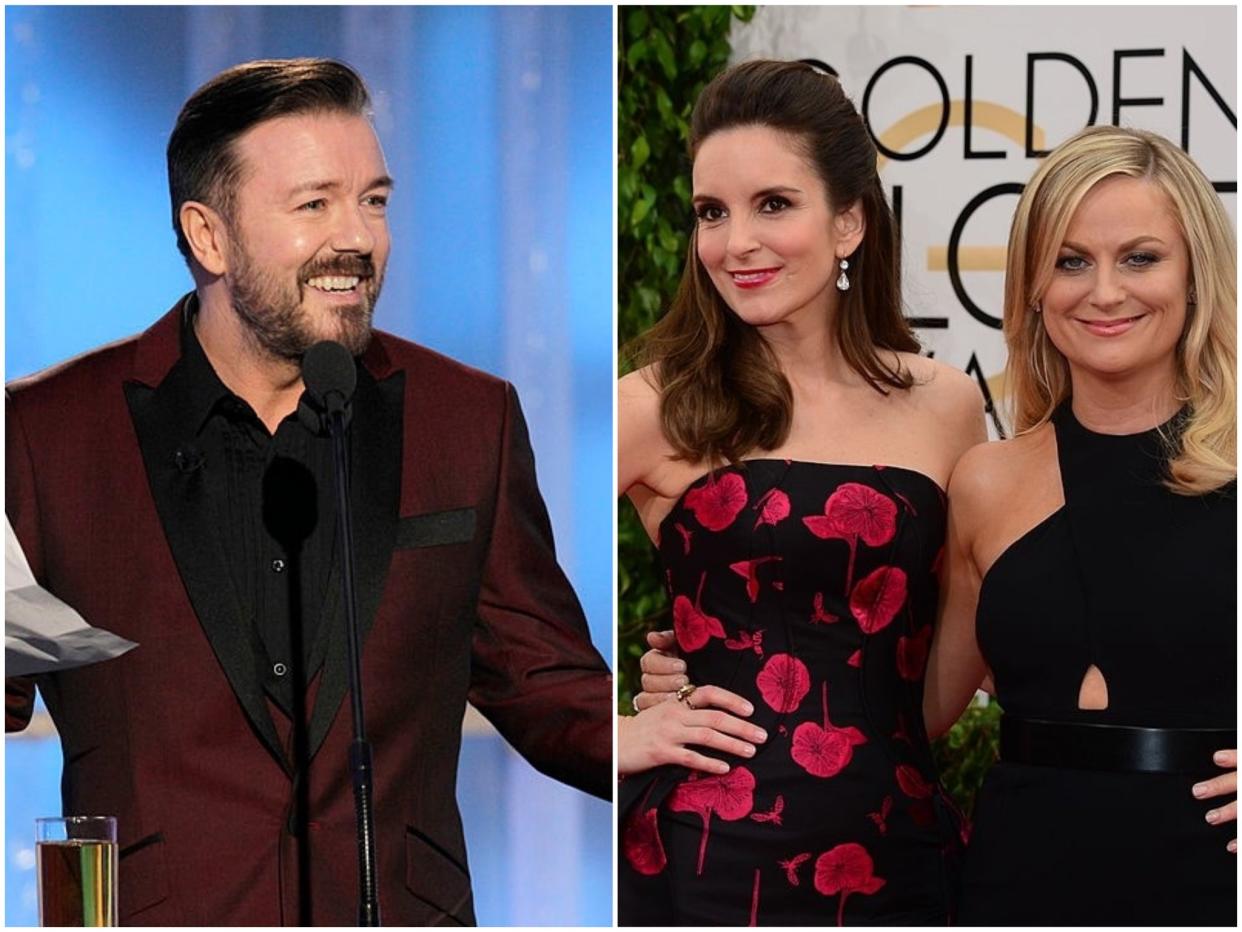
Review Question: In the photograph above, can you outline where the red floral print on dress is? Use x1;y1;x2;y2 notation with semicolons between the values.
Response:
754;487;791;529
756;653;811;713
750;795;784;825
895;763;933;799
846;649;862;668
673;572;726;652
779;852;812;886
803;483;898;590
893;489;918;517
749;868;761;926
729;556;782;603
895;624;932;681
725;628;765;656
811;592;839;624
867;795;893;835
850;565;908;633
674;522;693;556
684;471;748;531
667;766;756;875
813;842;886;926
791;681;867;777
621;806;666;876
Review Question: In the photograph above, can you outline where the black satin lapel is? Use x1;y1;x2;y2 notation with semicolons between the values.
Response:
305;368;404;760
124;377;290;774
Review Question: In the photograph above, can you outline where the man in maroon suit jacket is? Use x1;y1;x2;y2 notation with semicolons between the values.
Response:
5;58;611;925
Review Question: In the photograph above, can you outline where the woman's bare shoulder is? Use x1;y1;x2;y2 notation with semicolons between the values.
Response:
950;425;1053;509
893;352;988;458
618;364;660;405
618;365;673;496
899;353;982;412
618;366;662;448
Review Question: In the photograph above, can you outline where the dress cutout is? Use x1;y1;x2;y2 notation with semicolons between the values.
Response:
962;404;1236;925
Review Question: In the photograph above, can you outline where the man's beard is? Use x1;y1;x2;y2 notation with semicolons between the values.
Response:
226;238;383;361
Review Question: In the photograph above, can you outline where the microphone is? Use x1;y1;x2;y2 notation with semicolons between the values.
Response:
298;341;357;435
298;339;380;923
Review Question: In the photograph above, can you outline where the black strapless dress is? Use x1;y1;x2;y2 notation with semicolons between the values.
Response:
960;405;1237;925
619;461;965;926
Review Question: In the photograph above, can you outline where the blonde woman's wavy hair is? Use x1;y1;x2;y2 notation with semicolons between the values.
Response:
1004;125;1237;495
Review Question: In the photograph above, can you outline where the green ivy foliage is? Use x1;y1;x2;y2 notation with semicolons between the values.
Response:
617;5;754;711
615;5;1000;817
618;6;756;353
932;697;1001;816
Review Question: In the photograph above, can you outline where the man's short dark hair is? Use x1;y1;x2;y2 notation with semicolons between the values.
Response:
167;58;371;264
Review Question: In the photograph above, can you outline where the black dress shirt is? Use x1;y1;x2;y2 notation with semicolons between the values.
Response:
179;317;338;717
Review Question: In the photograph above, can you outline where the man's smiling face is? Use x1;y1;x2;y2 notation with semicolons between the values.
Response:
222;110;393;359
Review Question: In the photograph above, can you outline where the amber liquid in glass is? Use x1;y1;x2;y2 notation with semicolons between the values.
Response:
36;840;117;926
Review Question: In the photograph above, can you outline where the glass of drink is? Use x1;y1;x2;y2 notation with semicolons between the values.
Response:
35;816;118;927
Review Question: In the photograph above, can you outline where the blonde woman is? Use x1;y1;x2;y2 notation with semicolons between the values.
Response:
926;126;1236;924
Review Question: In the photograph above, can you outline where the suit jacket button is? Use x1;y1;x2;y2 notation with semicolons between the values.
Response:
273;662;288;677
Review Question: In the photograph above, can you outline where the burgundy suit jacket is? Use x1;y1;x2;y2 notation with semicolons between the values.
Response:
6;299;612;925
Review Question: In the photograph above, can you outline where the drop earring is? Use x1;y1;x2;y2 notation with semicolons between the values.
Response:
836;258;850;292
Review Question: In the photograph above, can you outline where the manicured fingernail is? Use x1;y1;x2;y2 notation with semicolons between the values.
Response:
752;728;768;743
742;702;755;716
1228;839;1237;853
672;660;686;672
1214;750;1230;764
717;762;731;773
1205;809;1220;824
1193;782;1208;798
743;744;755;757
675;676;688;688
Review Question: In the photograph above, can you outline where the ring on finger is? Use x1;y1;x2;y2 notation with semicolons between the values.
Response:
675;683;698;709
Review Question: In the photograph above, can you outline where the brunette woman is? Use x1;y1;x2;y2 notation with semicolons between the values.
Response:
617;60;984;925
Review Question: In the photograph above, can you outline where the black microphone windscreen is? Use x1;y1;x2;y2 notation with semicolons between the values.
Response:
302;341;357;407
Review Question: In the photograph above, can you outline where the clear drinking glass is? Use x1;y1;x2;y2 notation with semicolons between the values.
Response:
35;816;118;927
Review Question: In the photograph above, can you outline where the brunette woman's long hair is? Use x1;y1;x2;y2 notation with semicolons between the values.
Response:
630;59;918;465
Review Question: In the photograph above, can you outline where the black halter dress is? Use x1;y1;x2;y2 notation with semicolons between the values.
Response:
960;404;1237;925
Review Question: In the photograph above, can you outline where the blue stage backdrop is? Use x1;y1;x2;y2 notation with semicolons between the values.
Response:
4;6;613;926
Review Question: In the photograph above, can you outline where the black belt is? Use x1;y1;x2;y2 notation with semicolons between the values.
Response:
1000;715;1236;774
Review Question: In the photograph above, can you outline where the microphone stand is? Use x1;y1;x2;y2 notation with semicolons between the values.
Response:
326;404;381;926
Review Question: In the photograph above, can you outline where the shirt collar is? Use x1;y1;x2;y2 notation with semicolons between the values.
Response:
178;297;254;436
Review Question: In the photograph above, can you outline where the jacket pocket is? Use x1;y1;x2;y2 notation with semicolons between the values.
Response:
396;508;476;549
118;831;169;921
403;825;473;924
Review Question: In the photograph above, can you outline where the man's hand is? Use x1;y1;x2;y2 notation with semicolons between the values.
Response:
1193;749;1237;853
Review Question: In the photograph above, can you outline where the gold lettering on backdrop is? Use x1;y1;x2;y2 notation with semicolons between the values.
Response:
874;102;1044;172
